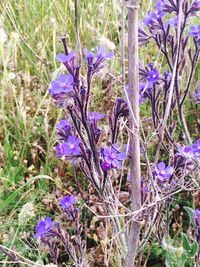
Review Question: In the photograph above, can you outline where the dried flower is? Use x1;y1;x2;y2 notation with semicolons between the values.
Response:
18;202;34;224
0;28;7;44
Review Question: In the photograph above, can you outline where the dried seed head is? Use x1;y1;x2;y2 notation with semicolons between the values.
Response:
18;202;34;224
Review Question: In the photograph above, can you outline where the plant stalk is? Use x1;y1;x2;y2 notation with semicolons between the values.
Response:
125;1;141;267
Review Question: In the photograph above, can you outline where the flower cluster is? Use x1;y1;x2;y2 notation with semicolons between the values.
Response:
34;195;86;265
48;42;128;192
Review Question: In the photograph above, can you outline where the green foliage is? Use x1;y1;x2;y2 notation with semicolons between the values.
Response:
162;234;198;267
184;206;196;227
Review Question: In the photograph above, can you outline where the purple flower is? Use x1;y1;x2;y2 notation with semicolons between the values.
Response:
194;89;200;103
60;195;77;209
56;136;81;158
56;120;72;140
84;46;113;73
191;139;200;158
34;217;54;238
189;25;200;44
56;51;76;75
56;119;72;132
139;94;144;104
177;145;194;159
102;145;126;169
163;71;172;83
190;0;200;13
49;74;74;99
56;51;76;64
168;16;178;27
194;209;200;227
143;11;157;26
89;112;106;121
155;0;165;8
147;64;159;84
84;46;113;62
155;162;174;181
155;0;166;12
101;161;112;171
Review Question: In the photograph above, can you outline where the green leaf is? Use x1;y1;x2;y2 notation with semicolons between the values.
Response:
189;242;198;257
183;206;196;227
182;233;191;251
180;254;187;265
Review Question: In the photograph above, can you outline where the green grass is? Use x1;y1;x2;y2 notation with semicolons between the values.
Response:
0;0;128;264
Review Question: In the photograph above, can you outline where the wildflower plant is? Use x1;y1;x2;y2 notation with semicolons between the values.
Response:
34;196;88;266
27;0;200;266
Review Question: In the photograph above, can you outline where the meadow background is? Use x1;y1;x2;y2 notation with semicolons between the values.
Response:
0;0;199;266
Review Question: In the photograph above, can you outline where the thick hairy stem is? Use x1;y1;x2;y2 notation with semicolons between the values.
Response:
125;1;141;267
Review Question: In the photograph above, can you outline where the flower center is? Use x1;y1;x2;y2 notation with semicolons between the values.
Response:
60;82;66;88
69;144;75;149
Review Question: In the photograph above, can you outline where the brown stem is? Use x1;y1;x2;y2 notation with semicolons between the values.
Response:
125;1;141;267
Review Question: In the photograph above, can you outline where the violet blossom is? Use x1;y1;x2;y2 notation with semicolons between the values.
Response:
34;217;54;238
194;209;200;228
101;145;126;170
56;51;76;74
154;162;174;181
191;139;200;158
56;136;81;158
49;74;74;100
88;111;106;121
177;145;194;159
84;46;113;73
167;16;178;27
60;195;77;209
155;0;166;12
56;119;72;132
189;25;200;44
143;10;164;26
190;0;200;13
147;64;159;85
194;89;200;103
